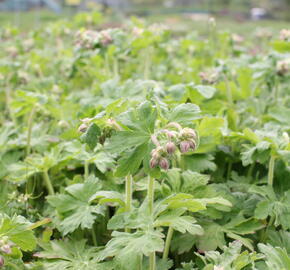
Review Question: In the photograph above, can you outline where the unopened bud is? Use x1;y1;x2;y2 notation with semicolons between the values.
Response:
78;123;88;133
167;122;182;131
0;256;4;268
150;158;159;169
151;135;160;146
166;141;176;154
189;140;196;151
1;245;11;254
180;141;191;153
159;158;170;170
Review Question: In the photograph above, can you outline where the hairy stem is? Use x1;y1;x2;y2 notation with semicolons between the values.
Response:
224;75;233;106
125;174;133;233
268;155;275;186
26;106;36;156
43;170;55;195
84;160;89;180
148;176;155;215
148;176;155;270
163;226;174;260
92;224;98;246
149;252;156;270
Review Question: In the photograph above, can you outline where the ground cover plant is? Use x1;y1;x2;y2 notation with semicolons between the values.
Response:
0;11;290;270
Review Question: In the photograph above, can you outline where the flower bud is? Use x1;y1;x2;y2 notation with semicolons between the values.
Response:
166;141;176;154
167;122;182;131
1;245;11;254
159;158;170;170
78;123;88;133
150;158;159;169
180;141;191;153
151;135;160;146
0;256;4;268
189;140;196;151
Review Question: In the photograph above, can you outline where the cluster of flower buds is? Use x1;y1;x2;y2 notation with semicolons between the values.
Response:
199;69;219;85
149;123;198;170
276;58;290;76
279;29;290;42
75;29;114;50
0;238;12;255
178;127;197;153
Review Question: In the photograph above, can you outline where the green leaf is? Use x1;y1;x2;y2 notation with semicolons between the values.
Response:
168;103;201;124
258;244;290;270
155;210;204;236
184;154;217;172
37;239;113;270
163;194;206;212
115;143;148;177
197;223;225;251
106;131;150;153
0;214;36;251
254;200;272;220
80;123;101;150
47;176;104;235
194;85;216;99
99;230;164;269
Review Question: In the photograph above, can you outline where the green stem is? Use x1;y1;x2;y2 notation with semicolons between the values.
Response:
105;53;111;77
148;176;155;215
224;75;233;106
138;254;143;270
26;106;36;156
226;161;232;180
43;170;55;195
113;57;119;78
144;47;152;80
84;160;89;180
247;162;255;179
163;226;174;260
149;252;156;270
92;224;98;246
268;155;275;186
148;176;155;270
125;174;133;233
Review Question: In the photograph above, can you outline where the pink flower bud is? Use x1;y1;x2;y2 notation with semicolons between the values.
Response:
151;135;160;146
0;256;4;268
150;158;159;169
78;123;87;133
1;245;11;254
159;158;170;170
166;142;176;154
180;141;190;153
189;140;196;151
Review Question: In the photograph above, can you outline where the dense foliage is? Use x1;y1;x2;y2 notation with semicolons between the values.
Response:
0;12;290;270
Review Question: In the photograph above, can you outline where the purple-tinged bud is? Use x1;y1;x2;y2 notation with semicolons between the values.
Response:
189;140;196;151
150;158;159;169
167;122;182;131
78;123;88;133
163;129;178;139
1;245;11;254
181;128;197;139
0;256;4;268
151;135;160;146
159;158;170;170
180;141;191;153
166;142;176;154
